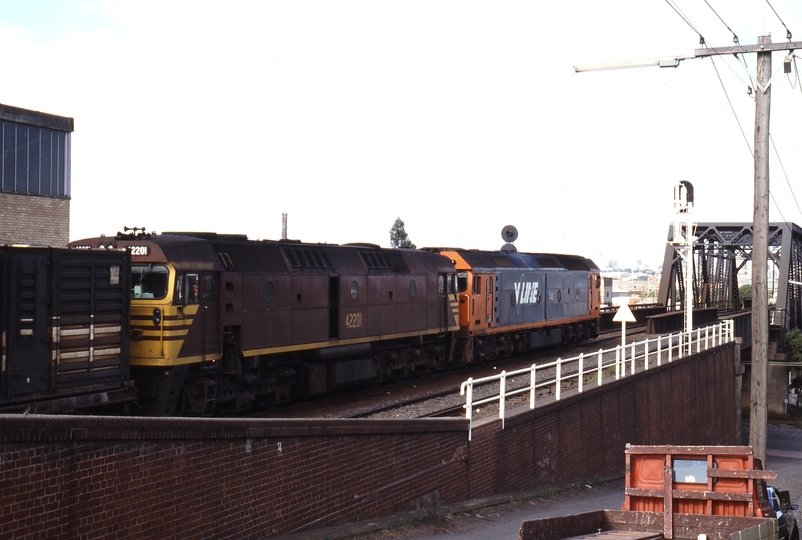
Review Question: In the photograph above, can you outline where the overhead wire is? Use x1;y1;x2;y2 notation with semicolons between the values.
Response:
702;0;739;44
765;0;793;41
698;0;802;226
791;55;801;90
699;0;755;88
761;1;801;224
708;56;753;157
770;135;802;223
664;0;802;225
664;0;706;44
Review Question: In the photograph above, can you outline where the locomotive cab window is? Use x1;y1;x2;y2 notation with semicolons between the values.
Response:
448;273;457;294
204;275;216;303
174;274;184;304
174;273;200;305
132;264;169;299
187;274;200;304
457;271;469;293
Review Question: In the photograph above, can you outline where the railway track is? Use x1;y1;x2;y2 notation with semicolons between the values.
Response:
257;327;649;420
349;326;687;421
344;388;460;418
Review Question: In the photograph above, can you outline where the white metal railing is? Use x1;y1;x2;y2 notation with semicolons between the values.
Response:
459;320;735;440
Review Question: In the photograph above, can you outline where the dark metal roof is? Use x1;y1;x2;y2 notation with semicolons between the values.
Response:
0;103;74;132
451;249;599;272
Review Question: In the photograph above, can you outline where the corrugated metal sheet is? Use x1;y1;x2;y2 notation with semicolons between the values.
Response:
1;119;71;198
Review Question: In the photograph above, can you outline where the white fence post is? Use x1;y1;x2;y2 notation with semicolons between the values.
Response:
597;349;603;386
657;336;662;367
555;360;562;401
578;353;584;393
461;378;474;441
499;370;506;429
630;342;636;375
668;333;673;363
530;364;537;409
643;339;648;370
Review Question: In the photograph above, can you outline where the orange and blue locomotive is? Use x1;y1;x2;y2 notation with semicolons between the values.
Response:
427;248;601;363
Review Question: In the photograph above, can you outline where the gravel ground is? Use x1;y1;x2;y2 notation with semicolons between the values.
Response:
257;332;659;421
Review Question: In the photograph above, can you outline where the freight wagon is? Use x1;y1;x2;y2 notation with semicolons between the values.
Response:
0;246;135;413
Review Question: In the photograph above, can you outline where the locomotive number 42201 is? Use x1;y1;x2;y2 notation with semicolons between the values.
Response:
129;246;150;256
345;312;363;328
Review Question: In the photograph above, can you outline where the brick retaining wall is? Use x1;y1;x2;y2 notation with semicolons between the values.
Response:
0;343;740;539
466;343;740;498
0;418;469;539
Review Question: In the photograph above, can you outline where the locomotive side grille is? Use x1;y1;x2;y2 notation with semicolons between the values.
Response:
535;256;561;268
283;248;333;269
486;255;514;267
360;251;394;270
558;257;593;271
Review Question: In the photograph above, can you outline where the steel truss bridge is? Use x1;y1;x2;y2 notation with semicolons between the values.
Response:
657;222;802;332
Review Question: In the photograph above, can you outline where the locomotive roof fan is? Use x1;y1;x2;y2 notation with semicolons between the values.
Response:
500;225;518;253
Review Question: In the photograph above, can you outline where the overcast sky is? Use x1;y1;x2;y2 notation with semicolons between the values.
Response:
3;0;802;269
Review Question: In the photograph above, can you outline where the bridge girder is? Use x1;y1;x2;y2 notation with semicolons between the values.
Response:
658;222;802;330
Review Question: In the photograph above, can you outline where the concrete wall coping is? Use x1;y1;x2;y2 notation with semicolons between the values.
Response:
0;414;469;442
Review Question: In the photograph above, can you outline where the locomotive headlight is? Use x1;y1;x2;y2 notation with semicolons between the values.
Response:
152;308;162;327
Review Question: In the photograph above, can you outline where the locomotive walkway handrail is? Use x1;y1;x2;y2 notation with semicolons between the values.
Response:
459;320;735;441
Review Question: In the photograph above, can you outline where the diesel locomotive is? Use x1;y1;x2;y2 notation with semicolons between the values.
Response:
429;247;601;363
69;228;601;416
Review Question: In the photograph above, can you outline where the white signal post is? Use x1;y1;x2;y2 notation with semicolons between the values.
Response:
672;181;695;354
613;301;637;377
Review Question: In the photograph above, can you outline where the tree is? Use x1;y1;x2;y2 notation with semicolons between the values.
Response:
785;327;802;362
739;284;753;298
389;217;416;249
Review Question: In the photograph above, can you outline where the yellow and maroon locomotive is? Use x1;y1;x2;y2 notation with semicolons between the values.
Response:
71;230;460;415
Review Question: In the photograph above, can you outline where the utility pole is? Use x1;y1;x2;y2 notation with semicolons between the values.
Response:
751;35;772;465
695;35;788;465
577;34;802;465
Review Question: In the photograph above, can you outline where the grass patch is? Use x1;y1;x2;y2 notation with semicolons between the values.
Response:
392;510;435;530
